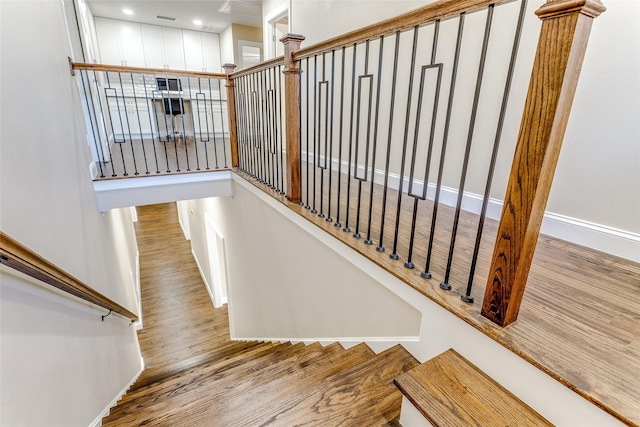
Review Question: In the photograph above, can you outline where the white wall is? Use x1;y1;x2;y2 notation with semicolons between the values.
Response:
190;178;422;341
0;1;142;425
287;0;640;237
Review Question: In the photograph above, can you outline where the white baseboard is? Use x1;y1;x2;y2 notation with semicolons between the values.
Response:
89;356;144;427
303;153;640;262
191;248;215;306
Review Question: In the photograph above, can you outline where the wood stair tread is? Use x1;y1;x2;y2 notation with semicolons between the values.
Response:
394;349;553;427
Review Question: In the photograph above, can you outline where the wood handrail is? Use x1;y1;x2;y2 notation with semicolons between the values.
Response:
292;0;516;60
70;60;226;80
0;232;138;322
229;56;285;80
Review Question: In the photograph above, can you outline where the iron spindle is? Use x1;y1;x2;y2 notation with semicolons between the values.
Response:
441;5;494;292
261;69;270;186
406;22;442;268
129;73;150;174
206;77;217;169
326;50;336;222
376;31;401;252
422;13;465;280
391;26;420;261
79;71;105;178
189;79;202;171
365;36;385;245
277;65;285;194
343;43;358;233
311;55;318;214
104;75;128;176
93;71;117;177
353;40;372;239
335;47;347;227
217;78;228;168
177;84;190;172
463;0;527;304
141;75;161;173
117;72;139;175
305;57;311;208
318;54;328;218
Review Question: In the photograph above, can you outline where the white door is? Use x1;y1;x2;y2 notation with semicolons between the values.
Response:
162;27;186;70
118;21;145;67
141;24;165;69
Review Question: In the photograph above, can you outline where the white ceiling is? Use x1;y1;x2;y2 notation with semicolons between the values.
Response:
86;0;263;33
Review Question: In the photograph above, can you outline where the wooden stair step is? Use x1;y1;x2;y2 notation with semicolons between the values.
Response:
394;349;553;427
146;342;375;426
247;344;420;427
103;342;318;424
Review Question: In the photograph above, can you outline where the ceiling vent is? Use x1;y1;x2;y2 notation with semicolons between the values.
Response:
218;0;261;17
156;15;176;21
201;25;223;33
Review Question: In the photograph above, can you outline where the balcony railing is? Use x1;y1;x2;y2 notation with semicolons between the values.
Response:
225;0;605;328
71;63;231;179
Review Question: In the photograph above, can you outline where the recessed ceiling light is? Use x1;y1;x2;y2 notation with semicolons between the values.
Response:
193;19;202;26
122;8;133;15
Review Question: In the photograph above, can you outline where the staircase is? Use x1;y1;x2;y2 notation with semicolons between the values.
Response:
103;203;418;426
102;339;417;426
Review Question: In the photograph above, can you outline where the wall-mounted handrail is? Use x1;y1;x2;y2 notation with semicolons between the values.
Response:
0;232;138;322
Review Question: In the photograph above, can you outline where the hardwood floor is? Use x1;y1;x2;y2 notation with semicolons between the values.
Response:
102;203;418;426
239;166;640;426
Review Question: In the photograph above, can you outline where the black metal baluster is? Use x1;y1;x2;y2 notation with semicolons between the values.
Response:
441;6;494;292
318;54;328;218
79;71;105;178
335;47;347;227
235;79;246;171
343;43;358;233
353;40;373;239
177;82;190;172
277;64;285;194
218;78;228;168
117;72;139;175
326;50;336;222
422;14;465;280
265;68;274;188
259;69;269;185
129;73;150;174
311;55;318;214
364;36;385;244
188;77;202;171
248;74;257;178
463;0;526;303
93;71;117;177
390;26;419;260
376;31;401;252
272;66;282;193
406;22;442;269
141;75;161;174
203;77;214;170
304;57;311;209
104;73;128;176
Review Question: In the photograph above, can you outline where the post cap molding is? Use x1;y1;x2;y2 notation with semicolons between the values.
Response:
536;0;606;19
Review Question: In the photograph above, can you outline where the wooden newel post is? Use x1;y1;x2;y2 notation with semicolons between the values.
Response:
281;34;305;203
481;0;605;327
223;63;239;168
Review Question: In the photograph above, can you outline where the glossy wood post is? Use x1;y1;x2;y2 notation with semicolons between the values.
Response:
223;63;239;168
281;34;305;203
482;0;605;327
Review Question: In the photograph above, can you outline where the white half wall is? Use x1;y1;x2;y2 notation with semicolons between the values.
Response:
188;177;422;342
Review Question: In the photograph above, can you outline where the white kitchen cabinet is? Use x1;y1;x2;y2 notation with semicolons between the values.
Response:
141;25;185;70
202;33;222;73
183;31;222;73
94;18;145;67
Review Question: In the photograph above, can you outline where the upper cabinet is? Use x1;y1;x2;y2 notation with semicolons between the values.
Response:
183;31;222;73
95;18;145;67
94;18;221;72
141;25;185;70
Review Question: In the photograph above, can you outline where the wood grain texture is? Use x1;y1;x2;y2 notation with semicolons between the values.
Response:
236;170;640;426
102;203;418;426
223;65;240;168
282;35;305;203
482;0;605;327
71;61;227;79
0;232;138;321
395;349;553;426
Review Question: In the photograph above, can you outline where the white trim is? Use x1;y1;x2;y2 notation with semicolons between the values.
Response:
191;248;217;309
88;356;144;427
303;153;640;262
